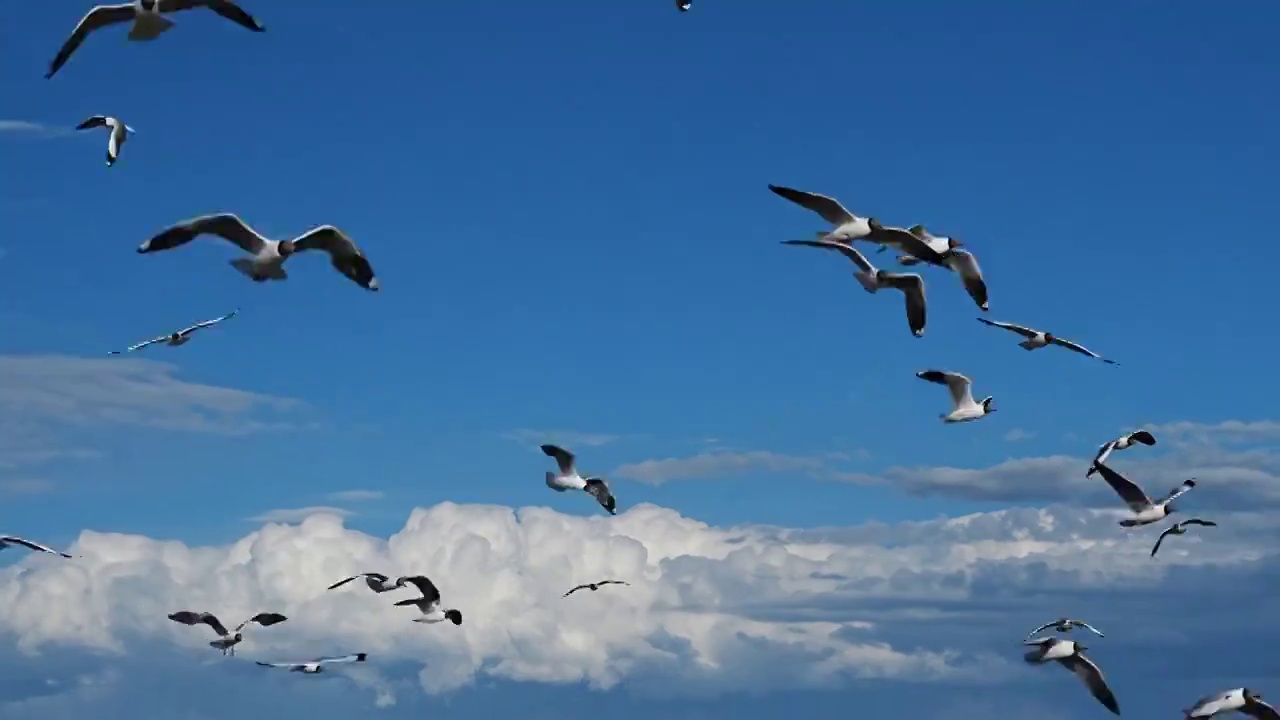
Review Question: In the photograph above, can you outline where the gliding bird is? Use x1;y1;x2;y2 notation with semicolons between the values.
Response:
897;225;990;311
108;310;236;354
167;610;287;656
1151;519;1217;557
563;580;630;597
1024;637;1120;716
326;572;399;593
976;318;1118;365
781;239;928;337
256;653;368;673
1025;617;1105;640
1186;688;1280;720
137;214;379;291
541;444;618;515
46;0;265;79
75;115;134;167
1092;461;1196;528
1086;430;1157;478
393;575;463;626
915;370;995;423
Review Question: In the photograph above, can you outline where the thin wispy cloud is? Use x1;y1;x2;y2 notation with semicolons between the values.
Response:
326;489;385;502
1002;428;1033;442
248;506;354;524
0;478;55;496
612;449;843;485
0;120;71;139
503;428;621;449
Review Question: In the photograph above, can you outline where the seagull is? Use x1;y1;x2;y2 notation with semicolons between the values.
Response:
108;310;236;354
676;0;691;9
46;0;265;79
167;610;286;656
915;370;995;423
326;572;399;593
1092;461;1196;528
563;580;630;598
392;575;462;625
75;115;134;167
766;185;952;266
0;536;72;558
541;444;618;515
975;318;1118;365
1086;431;1157;478
1024;637;1120;716
1025;618;1105;640
781;239;928;337
1151;518;1217;557
896;225;990;311
256;653;368;674
1186;688;1280;720
137;214;379;291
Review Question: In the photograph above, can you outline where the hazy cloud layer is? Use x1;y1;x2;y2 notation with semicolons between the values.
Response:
502;429;621;449
613;450;846;485
0;121;69;138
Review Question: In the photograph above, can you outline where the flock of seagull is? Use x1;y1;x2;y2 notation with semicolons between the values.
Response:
1;1;1270;716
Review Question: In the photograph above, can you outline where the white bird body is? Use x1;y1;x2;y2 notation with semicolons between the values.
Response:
137;214;379;291
1091;461;1196;527
45;0;266;79
915;370;995;423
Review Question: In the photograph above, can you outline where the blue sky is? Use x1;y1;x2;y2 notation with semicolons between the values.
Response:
1;1;1279;719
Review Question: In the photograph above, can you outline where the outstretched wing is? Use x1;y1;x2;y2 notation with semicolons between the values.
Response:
1244;698;1280;720
949;250;989;311
236;612;287;632
1060;652;1120;715
1024;621;1056;640
397;575;442;605
138;213;269;255
317;653;367;665
1050;336;1118;365
109;334;169;354
975;317;1039;339
177;309;238;337
1150;527;1176;557
880;273;927;338
327;575;362;590
1073;621;1105;637
915;370;974;408
1181;518;1217;527
157;0;267;31
46;4;136;79
780;239;876;273
1091;461;1153;511
584;478;617;515
168;611;229;637
76;115;109;131
563;584;590;597
1160;479;1197;504
292;226;378;291
1127;430;1157;446
600;580;630;587
0;536;72;558
767;185;856;226
255;661;299;670
1087;441;1116;477
541;444;577;474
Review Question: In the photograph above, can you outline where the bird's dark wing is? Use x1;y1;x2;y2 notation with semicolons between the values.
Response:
327;575;360;590
585;478;617;515
541;444;576;474
881;272;926;338
237;612;287;632
1050;336;1118;365
1091;461;1152;511
169;610;228;637
399;576;442;604
1060;653;1120;715
767;185;856;226
1024;621;1056;640
1181;518;1217;527
1128;430;1157;446
563;585;590;597
46;4;136;79
1244;699;1280;720
76;115;109;130
1151;527;1175;557
975;317;1039;339
138;213;268;254
158;0;266;31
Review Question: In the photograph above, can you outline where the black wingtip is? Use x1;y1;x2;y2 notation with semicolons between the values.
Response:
355;652;367;661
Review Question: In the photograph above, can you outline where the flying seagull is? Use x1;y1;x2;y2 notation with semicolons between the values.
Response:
676;0;691;9
1186;688;1280;720
915;370;995;423
1025;618;1105;640
896;225;989;311
1086;430;1157;478
167;610;286;655
137;214;379;291
0;536;72;558
766;185;952;266
46;0;265;79
1151;518;1217;558
256;653;368;674
975;318;1118;365
108;310;236;354
563;580;630;598
781;239;928;337
1091;460;1195;527
75;115;134;167
393;575;462;625
327;572;399;593
1024;637;1120;716
541;444;618;515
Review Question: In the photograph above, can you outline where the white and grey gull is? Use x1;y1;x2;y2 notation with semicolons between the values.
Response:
1091;460;1195;528
1151;518;1217;558
976;318;1118;365
75;115;134;167
108;309;236;354
915;370;995;423
1086;430;1157;478
1024;637;1120;715
541;444;618;515
167;610;287;655
256;653;368;674
46;0;265;79
564;580;630;598
896;225;989;311
781;239;928;337
1186;688;1280;720
137;214;379;291
327;572;400;594
1024;618;1105;640
392;575;463;625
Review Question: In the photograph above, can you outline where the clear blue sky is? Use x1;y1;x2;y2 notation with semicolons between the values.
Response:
1;2;1278;719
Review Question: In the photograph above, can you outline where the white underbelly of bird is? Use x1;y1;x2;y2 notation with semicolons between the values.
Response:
128;13;174;41
1121;506;1168;527
546;471;586;491
231;255;287;281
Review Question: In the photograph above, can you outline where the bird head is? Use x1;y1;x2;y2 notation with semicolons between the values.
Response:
1043;333;1056;343
169;333;181;341
1246;690;1262;702
1075;643;1088;653
947;237;965;249
278;240;297;257
445;609;463;626
982;396;997;412
866;217;884;231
